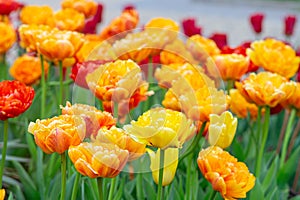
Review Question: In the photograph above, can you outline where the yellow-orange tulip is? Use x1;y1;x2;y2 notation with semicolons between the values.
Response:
124;107;196;149
236;71;296;107
68;142;129;178
61;101;116;138
247;38;300;79
28;115;86;154
61;0;97;18
208;111;237;149
20;5;55;26
0;22;16;54
54;8;85;32
145;17;179;32
197;146;255;200
9;54;49;85
209;54;249;81
0;189;4;200
94;126;146;161
147;148;178;186
229;89;259;119
162;89;181;111
281;82;300;112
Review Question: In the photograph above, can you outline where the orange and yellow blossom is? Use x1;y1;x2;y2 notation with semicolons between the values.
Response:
93;126;146;161
54;8;85;32
9;54;49;85
147;148;178;186
61;101;116;138
0;189;4;200
247;38;300;79
229;89;259;119
68;142;129;178
281;82;300;113
0;22;16;54
144;17;179;32
197;146;255;200
124;107;196;149
209;54;249;81
235;71;296;107
208;111;237;149
61;0;97;18
28;115;86;154
20;5;55;26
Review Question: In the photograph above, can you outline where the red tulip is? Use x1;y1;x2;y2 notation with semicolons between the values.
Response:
250;13;264;34
0;0;23;16
0;80;35;120
284;15;297;36
182;18;202;37
83;3;103;34
209;32;227;49
123;4;135;11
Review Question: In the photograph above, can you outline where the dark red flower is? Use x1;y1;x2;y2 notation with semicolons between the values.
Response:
0;0;23;16
209;32;227;49
123;4;135;11
70;60;110;89
284;15;297;36
83;3;104;34
249;13;264;34
0;80;34;120
182;18;202;37
138;55;161;78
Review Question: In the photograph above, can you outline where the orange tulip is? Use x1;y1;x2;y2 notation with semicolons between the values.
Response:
0;22;16;54
9;54;49;85
61;0;97;18
197;146;255;200
162;89;181;111
61;101;116;138
28;115;86;154
145;17;179;33
20;5;55;26
209;54;249;81
247;38;300;78
236;72;296;107
229;89;259;119
0;189;5;200
281;82;300;112
68;142;129;178
54;8;85;32
94;126;146;161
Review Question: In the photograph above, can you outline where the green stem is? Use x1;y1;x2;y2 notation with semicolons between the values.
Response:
136;172;144;200
97;177;103;200
226;79;234;95
0;120;8;188
255;106;270;177
37;148;45;200
60;152;67;200
40;55;46;118
107;178;116;200
156;149;165;200
179;121;207;163
185;154;193;200
1;53;7;80
59;60;64;114
114;102;121;127
209;190;217;200
71;172;81;200
280;108;297;167
147;56;153;83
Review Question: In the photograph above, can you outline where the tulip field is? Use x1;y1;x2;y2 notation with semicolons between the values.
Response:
0;0;300;200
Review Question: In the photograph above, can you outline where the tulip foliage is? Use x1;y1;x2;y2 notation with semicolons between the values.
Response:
0;1;300;200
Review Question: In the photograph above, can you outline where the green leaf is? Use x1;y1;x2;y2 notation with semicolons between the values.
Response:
262;155;278;192
143;175;156;200
277;145;300;188
249;179;264;199
290;196;300;200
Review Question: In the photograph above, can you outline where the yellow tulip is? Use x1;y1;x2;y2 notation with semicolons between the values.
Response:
147;148;178;186
208;111;237;149
0;189;5;200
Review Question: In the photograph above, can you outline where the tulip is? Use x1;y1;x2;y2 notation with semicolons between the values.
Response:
61;0;98;18
249;12;264;34
182;18;202;37
0;188;5;200
0;22;16;54
20;5;55;26
284;15;297;37
209;32;228;49
54;8;85;32
208;111;237;149
0;0;23;16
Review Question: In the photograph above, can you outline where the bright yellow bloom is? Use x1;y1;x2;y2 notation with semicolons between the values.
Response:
94;126;146;161
147;148;178;186
162;89;181;111
20;5;55;26
180;86;230;122
236;71;296;107
145;17;179;32
0;189;5;200
197;146;255;200
61;0;97;18
186;34;220;63
209;54;249;81
281;82;300;112
247;38;300;79
28;115;86;154
54;8;85;32
68;142;129;178
229;89;259;119
61;101;116;138
124;107;196;149
9;54;49;85
0;22;16;54
208;111;237;149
